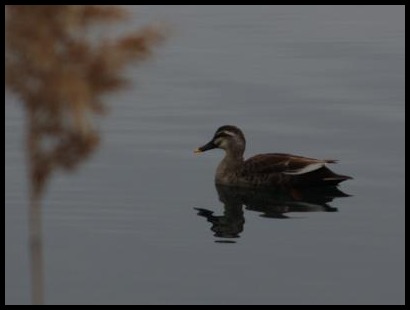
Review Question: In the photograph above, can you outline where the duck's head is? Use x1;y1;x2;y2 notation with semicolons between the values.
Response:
194;125;246;155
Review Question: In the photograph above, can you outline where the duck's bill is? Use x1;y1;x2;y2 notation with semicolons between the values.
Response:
194;141;216;153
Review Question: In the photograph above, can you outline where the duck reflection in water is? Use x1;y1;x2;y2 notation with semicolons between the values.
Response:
195;184;350;241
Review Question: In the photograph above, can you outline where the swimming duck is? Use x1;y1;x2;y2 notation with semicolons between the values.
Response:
194;125;352;188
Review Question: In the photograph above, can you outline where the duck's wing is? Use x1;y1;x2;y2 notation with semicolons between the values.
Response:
242;153;335;175
242;153;352;186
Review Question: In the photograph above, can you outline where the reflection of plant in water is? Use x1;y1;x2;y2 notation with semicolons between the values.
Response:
5;5;164;202
5;5;164;304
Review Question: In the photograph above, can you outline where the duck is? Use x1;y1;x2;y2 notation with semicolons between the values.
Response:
194;125;352;189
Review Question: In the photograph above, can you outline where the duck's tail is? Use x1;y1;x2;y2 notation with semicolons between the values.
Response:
295;166;353;187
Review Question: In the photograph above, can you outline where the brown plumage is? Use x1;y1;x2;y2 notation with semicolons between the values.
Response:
194;125;352;188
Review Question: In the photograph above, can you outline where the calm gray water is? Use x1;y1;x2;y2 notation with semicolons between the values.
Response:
5;5;405;305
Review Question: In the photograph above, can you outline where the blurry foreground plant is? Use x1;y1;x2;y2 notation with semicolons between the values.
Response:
5;5;164;202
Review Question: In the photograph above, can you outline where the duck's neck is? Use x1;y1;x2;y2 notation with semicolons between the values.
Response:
222;149;244;166
216;149;244;184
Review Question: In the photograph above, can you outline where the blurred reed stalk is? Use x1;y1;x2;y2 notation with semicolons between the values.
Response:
5;5;165;304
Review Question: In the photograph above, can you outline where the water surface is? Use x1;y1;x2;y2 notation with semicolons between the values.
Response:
5;5;405;305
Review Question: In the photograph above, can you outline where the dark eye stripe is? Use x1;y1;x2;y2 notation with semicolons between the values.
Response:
215;131;235;138
214;132;231;139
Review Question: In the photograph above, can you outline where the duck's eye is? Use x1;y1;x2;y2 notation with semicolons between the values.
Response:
213;136;224;146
